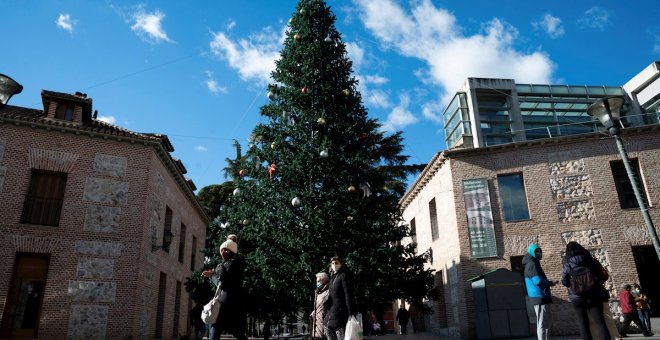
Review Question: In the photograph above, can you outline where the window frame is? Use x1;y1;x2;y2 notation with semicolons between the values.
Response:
429;198;439;241
496;173;531;222
20;169;68;226
610;158;649;209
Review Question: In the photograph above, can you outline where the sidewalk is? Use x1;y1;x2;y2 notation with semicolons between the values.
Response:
367;331;660;340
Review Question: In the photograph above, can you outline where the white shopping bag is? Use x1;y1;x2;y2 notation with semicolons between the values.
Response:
345;314;363;340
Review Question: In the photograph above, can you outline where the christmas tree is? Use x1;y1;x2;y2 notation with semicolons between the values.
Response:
212;0;434;318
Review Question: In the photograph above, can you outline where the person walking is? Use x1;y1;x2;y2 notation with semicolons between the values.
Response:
523;243;556;340
561;241;611;340
311;272;330;340
396;304;410;335
202;235;248;340
619;284;653;337
324;256;356;340
633;283;653;333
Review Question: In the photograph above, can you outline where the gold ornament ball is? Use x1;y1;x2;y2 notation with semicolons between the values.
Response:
294;33;301;40
347;185;356;193
342;89;350;96
271;142;276;149
317;117;327;126
242;219;250;225
347;216;354;221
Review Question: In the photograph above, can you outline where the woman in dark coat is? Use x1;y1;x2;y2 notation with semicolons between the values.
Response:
561;241;610;340
203;236;247;340
324;256;356;340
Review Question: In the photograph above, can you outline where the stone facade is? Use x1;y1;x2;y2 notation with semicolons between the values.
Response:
0;93;208;339
400;128;660;338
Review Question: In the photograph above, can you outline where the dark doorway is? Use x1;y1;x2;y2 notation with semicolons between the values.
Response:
631;245;659;316
0;253;50;338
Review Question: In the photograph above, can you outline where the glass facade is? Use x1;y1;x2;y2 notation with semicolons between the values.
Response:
516;84;624;141
476;93;513;146
443;93;470;148
442;78;657;150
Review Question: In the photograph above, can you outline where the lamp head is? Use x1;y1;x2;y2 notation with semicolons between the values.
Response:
0;74;23;106
587;96;624;135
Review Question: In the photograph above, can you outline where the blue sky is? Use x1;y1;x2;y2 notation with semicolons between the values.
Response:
2;0;659;191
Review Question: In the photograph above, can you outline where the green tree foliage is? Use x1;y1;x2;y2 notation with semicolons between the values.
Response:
214;0;435;318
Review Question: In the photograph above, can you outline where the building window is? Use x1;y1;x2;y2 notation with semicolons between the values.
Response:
409;218;417;245
21;170;67;226
497;174;530;221
163;206;173;252
55;103;74;121
611;159;648;209
155;273;167;338
429;198;439;241
178;223;186;263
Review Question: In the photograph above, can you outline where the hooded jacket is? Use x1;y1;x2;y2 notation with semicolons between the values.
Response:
523;244;552;304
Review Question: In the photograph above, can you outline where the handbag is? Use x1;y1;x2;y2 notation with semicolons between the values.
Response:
201;283;222;325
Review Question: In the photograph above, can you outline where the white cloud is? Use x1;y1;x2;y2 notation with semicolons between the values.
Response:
365;89;392;109
97;115;117;124
206;79;227;94
365;75;388;85
194;145;208;152
345;42;365;68
131;7;173;44
578;6;610;30
56;13;77;33
354;0;554;104
227;19;237;30
203;71;227;94
421;100;445;124
654;36;660;54
209;26;282;84
533;14;565;39
381;94;418;131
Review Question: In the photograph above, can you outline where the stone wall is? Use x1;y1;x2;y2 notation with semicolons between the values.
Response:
548;151;596;222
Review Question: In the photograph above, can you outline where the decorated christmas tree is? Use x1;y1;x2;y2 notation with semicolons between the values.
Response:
211;0;434;318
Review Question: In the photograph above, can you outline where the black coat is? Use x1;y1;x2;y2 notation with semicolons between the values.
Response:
561;253;607;301
212;253;247;334
324;266;356;328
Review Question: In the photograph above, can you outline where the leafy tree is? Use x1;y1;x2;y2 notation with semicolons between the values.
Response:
215;0;435;318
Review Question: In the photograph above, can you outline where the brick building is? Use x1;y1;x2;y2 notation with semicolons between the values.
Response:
0;90;209;339
401;63;660;338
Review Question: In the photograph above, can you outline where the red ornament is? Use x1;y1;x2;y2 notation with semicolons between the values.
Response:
301;87;309;94
269;162;278;180
359;133;368;140
239;169;245;177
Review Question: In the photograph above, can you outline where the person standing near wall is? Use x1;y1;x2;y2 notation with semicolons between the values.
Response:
396;304;410;335
523;243;556;340
619;284;653;337
561;241;610;340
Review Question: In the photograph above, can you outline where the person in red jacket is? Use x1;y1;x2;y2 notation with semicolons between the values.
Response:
619;284;653;337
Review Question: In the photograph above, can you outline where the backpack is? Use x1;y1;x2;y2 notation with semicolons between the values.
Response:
570;264;595;295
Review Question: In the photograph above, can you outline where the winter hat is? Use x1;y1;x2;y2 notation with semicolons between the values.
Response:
220;238;238;254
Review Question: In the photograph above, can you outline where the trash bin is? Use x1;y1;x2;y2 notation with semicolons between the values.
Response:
468;268;530;339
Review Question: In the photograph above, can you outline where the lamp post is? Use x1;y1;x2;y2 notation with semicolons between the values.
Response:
587;96;660;260
0;74;23;106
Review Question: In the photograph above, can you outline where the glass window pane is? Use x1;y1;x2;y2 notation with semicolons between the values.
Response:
497;174;530;221
605;87;624;95
568;86;587;94
516;84;532;93
551;85;569;94
587;86;606;95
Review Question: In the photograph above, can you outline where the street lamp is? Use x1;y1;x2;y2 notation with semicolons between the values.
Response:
587;96;660;260
0;74;23;106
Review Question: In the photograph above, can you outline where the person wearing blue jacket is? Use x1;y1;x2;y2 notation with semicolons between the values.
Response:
523;243;557;340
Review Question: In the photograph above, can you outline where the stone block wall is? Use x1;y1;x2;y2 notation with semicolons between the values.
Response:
401;130;660;339
0;121;207;339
